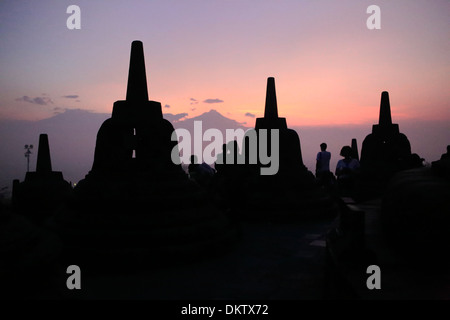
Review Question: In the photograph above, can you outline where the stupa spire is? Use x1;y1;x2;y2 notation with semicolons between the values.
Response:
264;77;278;119
126;40;149;101
379;91;392;126
36;134;52;173
351;138;359;161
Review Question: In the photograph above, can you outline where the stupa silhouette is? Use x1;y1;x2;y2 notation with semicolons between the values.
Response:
48;41;237;267
215;77;337;220
254;77;305;175
359;93;450;262
90;41;176;174
361;91;411;166
12;134;72;222
358;91;417;198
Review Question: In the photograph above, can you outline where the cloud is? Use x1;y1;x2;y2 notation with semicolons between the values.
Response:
203;98;224;104
163;112;188;123
190;98;199;105
53;107;68;115
245;112;256;118
191;108;196;111
16;95;53;105
62;95;79;99
190;98;198;102
164;104;171;108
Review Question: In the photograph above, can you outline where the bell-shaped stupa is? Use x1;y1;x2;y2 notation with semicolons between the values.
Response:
215;77;337;220
358;91;418;198
361;91;412;167
48;41;237;268
12;134;72;222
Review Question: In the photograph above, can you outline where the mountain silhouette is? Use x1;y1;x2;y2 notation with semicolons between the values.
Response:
0;108;248;191
174;109;249;132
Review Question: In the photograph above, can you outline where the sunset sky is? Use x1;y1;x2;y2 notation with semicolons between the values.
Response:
0;0;449;127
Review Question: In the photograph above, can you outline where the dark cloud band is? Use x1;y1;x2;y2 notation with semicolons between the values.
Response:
203;98;224;104
16;95;53;105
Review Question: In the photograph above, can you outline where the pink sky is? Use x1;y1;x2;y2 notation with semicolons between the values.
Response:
0;0;449;127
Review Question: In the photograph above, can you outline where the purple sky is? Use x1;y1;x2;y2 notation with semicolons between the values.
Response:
0;0;449;125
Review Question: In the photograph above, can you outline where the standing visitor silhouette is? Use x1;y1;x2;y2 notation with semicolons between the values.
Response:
316;143;333;187
189;155;215;187
316;143;331;175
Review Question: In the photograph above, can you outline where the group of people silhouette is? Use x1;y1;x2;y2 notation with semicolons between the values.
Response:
186;140;363;196
316;143;360;193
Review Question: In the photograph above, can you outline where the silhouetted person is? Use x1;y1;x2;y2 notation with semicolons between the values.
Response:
316;143;334;188
440;145;450;161
399;153;424;170
432;145;450;180
409;153;424;167
316;143;331;175
188;155;199;174
189;155;214;187
215;141;241;173
336;146;360;193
